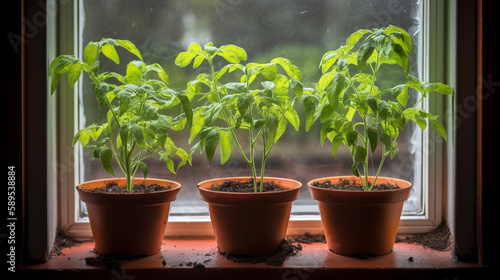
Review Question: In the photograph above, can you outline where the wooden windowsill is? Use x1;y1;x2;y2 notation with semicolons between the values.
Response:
18;237;486;280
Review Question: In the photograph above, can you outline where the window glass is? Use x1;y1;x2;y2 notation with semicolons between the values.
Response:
77;0;423;219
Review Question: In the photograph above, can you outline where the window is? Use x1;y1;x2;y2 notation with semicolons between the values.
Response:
52;0;449;238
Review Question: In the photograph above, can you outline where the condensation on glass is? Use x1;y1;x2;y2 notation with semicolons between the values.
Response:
77;0;423;220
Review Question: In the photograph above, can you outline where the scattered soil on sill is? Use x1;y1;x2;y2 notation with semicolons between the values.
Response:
78;181;171;193
312;178;400;191
288;232;326;244
219;239;302;266
396;222;452;251
83;249;122;270
185;261;206;269
51;229;81;257
208;179;287;193
83;248;154;270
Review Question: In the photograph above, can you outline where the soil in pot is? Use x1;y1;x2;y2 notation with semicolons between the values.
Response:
208;179;287;193
78;181;171;193
312;178;400;191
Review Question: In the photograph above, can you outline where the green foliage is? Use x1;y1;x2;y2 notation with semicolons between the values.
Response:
49;38;193;192
303;25;452;191
176;42;303;192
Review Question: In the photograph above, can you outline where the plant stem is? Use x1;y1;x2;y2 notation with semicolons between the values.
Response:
371;150;389;191
362;113;370;191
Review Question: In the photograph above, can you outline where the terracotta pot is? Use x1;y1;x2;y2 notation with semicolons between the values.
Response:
77;178;181;257
308;176;412;256
198;177;302;256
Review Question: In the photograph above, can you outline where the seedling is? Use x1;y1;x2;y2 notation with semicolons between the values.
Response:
176;43;303;192
302;26;452;190
49;38;193;192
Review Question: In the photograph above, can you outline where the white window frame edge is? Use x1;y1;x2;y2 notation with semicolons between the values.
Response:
51;0;450;239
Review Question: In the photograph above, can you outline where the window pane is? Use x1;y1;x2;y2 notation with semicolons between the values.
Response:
77;0;423;219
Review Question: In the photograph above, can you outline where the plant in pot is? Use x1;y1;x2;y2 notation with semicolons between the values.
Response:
302;26;452;256
49;38;193;257
175;42;303;256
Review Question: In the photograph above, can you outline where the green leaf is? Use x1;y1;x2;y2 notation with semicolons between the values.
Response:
129;123;147;147
219;44;248;63
380;128;392;151
164;156;176;174
200;128;220;162
101;43;120;64
270;57;303;82
366;96;378;113
355;146;367;163
126;60;144;84
146;63;169;85
377;100;391;120
392;84;408;107
346;130;358;147
237;93;255;117
205;103;224;126
331;133;343;157
351;162;360;177
48;55;82;94
367;126;378;152
116;39;143;60
302;93;318;132
67;63;83;86
219;130;232;164
320;51;339;73
320;119;334;145
261;63;278;80
171;90;193;128
94;82;111;107
265;115;279;150
405;108;427;130
189;110;205;143
357;42;375;72
175;52;197;68
175;43;201;67
327;72;346;110
84;42;99;66
431;118;447;141
137;161;148;179
422;82;453;95
388;43;409;76
99;147;115;176
346;29;370;51
285;108;300;131
386;25;413;53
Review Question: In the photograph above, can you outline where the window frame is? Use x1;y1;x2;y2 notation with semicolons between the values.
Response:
50;0;452;239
